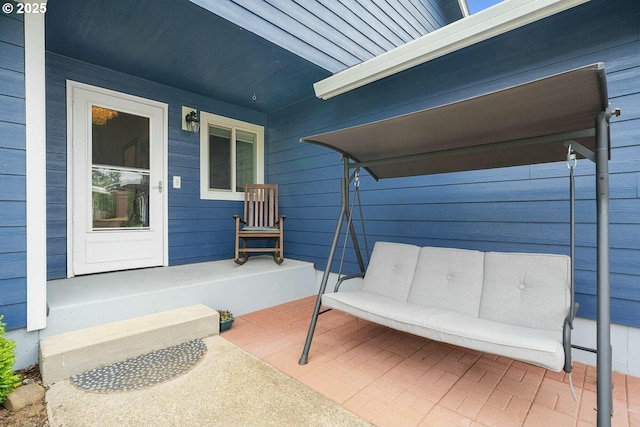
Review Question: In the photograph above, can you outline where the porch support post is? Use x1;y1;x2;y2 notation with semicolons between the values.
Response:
24;8;48;331
595;109;612;427
299;156;350;365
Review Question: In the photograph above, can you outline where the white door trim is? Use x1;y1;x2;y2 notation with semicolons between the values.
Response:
66;81;169;277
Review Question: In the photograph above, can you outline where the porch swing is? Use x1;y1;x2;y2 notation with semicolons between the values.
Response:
298;63;619;426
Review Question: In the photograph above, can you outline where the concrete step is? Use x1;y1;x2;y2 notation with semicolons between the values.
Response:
39;304;219;386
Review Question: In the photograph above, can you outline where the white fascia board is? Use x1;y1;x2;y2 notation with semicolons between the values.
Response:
314;0;590;100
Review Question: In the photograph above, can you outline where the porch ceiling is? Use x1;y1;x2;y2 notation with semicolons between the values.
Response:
45;0;331;113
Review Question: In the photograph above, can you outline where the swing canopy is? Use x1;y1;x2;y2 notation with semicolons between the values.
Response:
301;63;608;180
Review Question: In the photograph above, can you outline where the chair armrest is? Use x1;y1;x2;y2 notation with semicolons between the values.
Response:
562;301;580;373
334;272;365;292
563;315;572;373
232;215;247;225
275;215;286;228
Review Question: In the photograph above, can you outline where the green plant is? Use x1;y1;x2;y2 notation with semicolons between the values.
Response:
0;316;21;404
218;310;234;322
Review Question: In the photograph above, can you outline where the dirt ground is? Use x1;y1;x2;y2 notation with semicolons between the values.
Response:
0;365;48;427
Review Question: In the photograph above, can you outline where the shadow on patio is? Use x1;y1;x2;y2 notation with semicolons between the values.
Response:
224;296;640;427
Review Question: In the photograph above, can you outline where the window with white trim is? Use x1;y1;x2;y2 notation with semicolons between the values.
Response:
200;112;264;200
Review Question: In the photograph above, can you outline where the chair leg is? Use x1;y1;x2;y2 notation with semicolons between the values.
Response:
235;231;240;262
235;238;249;265
273;237;284;264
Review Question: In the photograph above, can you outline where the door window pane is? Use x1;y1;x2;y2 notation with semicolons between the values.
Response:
92;167;150;228
92;106;149;169
91;106;150;229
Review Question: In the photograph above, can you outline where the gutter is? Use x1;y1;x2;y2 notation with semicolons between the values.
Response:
314;0;590;100
459;0;470;18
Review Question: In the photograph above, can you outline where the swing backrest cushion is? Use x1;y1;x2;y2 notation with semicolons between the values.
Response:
479;252;571;331
361;242;420;301
408;247;485;316
360;242;570;331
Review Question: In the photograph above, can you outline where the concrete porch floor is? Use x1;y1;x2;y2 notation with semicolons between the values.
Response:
7;256;317;368
43;256;316;339
225;296;640;427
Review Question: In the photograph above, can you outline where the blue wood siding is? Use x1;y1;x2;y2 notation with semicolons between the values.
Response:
267;0;640;327
45;53;265;279
0;12;26;331
192;0;459;73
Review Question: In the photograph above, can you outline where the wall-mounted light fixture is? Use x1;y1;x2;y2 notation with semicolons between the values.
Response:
181;106;200;133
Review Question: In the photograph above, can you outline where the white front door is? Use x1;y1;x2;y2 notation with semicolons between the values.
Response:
68;82;167;276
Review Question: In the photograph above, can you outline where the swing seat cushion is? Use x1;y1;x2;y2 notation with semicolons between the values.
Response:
322;242;571;372
324;291;564;370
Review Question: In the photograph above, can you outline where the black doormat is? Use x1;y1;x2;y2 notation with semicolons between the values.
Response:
70;338;207;393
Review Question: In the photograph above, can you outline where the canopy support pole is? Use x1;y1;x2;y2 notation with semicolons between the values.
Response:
564;145;577;380
300;156;364;365
596;109;612;426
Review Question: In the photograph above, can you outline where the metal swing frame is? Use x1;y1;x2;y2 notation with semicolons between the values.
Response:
298;64;618;426
298;159;368;364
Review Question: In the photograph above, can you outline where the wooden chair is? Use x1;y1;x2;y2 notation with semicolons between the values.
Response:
233;184;286;265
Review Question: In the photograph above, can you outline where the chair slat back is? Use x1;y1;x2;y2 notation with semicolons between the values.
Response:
244;184;279;228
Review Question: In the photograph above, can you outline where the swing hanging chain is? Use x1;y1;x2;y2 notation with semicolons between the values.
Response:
336;169;360;280
567;144;577;326
352;168;371;266
336;167;372;280
355;177;370;266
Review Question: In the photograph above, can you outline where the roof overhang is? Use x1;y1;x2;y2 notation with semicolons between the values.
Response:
302;63;608;180
314;0;590;100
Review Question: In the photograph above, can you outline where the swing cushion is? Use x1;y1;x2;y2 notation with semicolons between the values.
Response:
480;252;571;331
324;291;563;370
408;246;485;317
361;242;420;301
322;241;571;372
